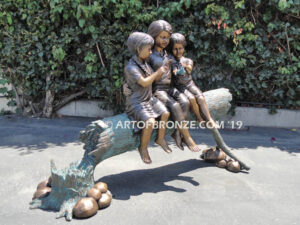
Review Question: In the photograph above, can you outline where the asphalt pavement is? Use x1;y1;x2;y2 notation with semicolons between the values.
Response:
0;115;299;225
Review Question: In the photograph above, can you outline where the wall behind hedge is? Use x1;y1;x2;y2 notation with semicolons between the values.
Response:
0;0;299;116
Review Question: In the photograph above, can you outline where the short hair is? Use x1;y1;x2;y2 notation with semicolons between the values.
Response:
147;20;173;38
127;32;154;55
170;33;186;48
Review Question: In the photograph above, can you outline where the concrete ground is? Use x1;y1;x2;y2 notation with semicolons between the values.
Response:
0;115;299;225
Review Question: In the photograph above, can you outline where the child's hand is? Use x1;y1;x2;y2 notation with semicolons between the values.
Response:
123;83;131;96
173;68;178;75
156;66;167;80
182;62;193;74
162;59;172;68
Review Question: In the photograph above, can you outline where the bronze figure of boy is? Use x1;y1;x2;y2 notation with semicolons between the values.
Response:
169;33;219;128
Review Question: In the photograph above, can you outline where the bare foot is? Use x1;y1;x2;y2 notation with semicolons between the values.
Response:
206;119;220;129
138;147;152;164
155;138;172;153
182;137;201;152
171;130;184;150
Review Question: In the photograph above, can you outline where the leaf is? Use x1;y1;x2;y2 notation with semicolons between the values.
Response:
278;0;289;10
89;25;95;33
76;7;81;19
56;6;63;13
234;0;245;9
68;66;75;71
7;100;16;107
262;82;268;88
7;14;12;25
263;12;272;22
288;88;295;96
0;87;8;94
76;48;82;54
0;79;7;85
92;33;98;40
63;13;69;20
183;0;191;9
79;19;85;28
52;47;66;62
86;64;93;73
21;14;27;20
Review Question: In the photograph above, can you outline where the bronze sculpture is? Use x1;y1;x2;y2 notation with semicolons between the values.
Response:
30;88;249;221
124;20;201;153
30;20;250;221
125;32;172;164
169;33;219;128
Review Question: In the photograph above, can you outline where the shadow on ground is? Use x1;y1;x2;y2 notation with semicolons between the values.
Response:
97;159;215;200
0;115;94;154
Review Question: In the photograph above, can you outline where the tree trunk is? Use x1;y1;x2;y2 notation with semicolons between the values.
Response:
30;88;249;221
42;75;55;118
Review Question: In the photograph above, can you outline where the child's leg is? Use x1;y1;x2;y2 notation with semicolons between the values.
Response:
188;84;219;128
196;95;219;128
178;124;201;152
168;87;201;152
155;111;172;153
168;88;191;150
168;87;190;119
139;118;155;164
183;89;203;122
155;90;184;150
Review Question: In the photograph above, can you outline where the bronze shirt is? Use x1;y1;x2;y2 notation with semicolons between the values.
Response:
148;50;172;91
171;56;194;86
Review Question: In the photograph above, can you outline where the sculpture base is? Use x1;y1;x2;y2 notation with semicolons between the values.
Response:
30;159;95;221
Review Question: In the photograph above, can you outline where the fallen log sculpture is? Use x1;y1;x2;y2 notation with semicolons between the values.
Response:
30;88;250;221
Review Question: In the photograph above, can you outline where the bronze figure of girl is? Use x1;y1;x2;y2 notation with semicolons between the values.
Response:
125;32;172;164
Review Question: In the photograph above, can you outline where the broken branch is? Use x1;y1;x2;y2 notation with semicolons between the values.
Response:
96;43;105;68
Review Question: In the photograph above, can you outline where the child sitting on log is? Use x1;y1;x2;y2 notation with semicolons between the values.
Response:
125;32;172;164
169;33;219;128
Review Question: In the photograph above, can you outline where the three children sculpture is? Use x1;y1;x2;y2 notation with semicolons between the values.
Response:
124;20;218;164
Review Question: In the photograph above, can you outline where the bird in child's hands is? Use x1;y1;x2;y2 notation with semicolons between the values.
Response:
176;66;186;76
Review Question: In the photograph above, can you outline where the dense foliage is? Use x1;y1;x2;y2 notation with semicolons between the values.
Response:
0;0;299;116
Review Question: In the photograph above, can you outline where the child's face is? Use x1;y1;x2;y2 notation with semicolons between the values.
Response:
155;31;170;49
172;43;185;59
138;44;152;60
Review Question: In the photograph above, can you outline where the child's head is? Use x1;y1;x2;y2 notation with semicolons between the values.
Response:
127;32;154;60
170;33;186;59
148;20;173;50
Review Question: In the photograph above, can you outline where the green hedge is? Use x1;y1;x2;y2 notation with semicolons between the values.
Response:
0;0;299;115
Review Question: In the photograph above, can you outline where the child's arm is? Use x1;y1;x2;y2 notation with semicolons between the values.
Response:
138;67;165;87
183;58;193;74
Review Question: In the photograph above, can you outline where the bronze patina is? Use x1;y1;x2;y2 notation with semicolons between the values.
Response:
125;32;172;164
147;20;201;152
30;20;250;221
169;32;219;129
